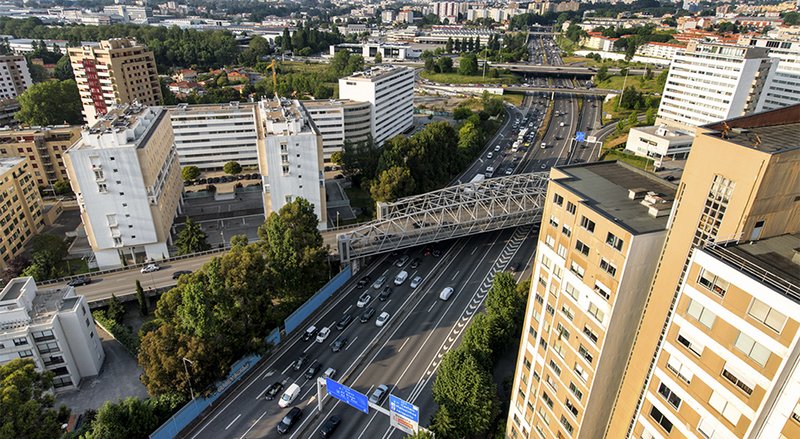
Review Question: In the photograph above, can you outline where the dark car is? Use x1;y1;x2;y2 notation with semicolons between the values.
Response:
292;353;309;371
172;270;192;280
409;258;421;269
331;337;348;353
304;361;322;379
335;314;352;330
423;246;432;256
277;407;303;434
508;262;520;273
319;415;341;438
432;248;443;257
378;287;392;301
264;382;283;400
67;276;91;287
360;307;376;323
356;275;371;289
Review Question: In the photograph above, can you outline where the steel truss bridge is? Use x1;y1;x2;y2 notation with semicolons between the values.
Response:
337;173;549;263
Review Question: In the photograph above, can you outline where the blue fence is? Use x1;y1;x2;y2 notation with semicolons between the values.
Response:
266;327;281;346
149;354;260;439
283;265;352;335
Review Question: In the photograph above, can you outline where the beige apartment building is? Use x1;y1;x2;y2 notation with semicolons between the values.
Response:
0;54;33;100
606;105;800;437
507;161;678;439
0;157;44;271
69;38;162;125
0;126;81;192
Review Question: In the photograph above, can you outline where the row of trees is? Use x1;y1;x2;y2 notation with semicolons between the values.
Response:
2;234;70;282
430;273;529;438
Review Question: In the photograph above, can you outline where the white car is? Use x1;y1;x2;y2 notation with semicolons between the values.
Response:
323;367;337;379
494;145;501;152
316;327;331;343
376;312;390;327
372;275;387;290
410;276;423;289
140;263;160;273
357;294;372;308
486;152;493;159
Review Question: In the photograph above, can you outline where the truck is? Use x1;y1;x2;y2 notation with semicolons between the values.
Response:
485;166;494;178
470;174;485;184
518;128;528;140
511;141;520;152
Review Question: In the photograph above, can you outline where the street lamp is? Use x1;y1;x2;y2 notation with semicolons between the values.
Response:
336;211;340;229
182;357;195;400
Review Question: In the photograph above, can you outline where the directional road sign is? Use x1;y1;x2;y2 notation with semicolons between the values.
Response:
325;378;369;414
389;394;419;434
575;131;586;142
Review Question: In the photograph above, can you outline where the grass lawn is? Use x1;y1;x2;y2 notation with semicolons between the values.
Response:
420;70;519;85
502;93;524;106
602;148;655;171
61;257;91;275
280;61;330;75
596;74;664;94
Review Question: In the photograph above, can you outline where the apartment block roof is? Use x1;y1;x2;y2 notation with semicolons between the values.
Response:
702;104;800;154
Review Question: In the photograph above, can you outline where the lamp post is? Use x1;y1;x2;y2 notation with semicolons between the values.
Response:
182;357;195;400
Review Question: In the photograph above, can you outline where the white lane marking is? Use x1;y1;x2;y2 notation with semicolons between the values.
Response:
345;336;358;350
397;338;410;353
238;411;267;439
225;414;242;430
381;299;392;311
300;383;315;400
450;270;460;281
344;304;352;314
260;369;274;380
281;363;292;375
427;302;436;313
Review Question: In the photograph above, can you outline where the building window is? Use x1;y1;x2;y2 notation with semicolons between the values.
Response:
721;366;754;395
561;304;575;321
542;392;554;409
594;281;610;300
565;283;579;301
588;302;604;324
578;344;593;364
649;406;673;433
545;235;555;248
12;337;27;346
562;224;572;237
686;299;716;329
560;415;574;434
549;360;562;376
549;216;559;228
791;403;800;423
582;325;598;344
18;349;33;358
574;362;588;382
570;261;585;279
541;255;552;269
575;240;590;256
734;332;770;366
580;216;595;233
747;298;787;333
37;341;59;354
565;399;579;417
553;265;563;279
553;193;564;206
657;382;682;409
677;332;704;356
566;201;576;215
599;259;617;277
545;374;557;392
557;244;567;258
708;390;742;425
666;355;693;384
97;183;108;193
697;269;729;297
568;381;583;401
31;330;55;341
605;232;624;251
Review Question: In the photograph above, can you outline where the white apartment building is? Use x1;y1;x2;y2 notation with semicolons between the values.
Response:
738;36;800;112
256;98;326;229
0;277;104;392
329;42;421;61
636;42;687;60
0;54;32;100
169;102;259;171
65;104;183;269
657;41;775;129
301;99;372;163
625;124;695;161
338;66;414;146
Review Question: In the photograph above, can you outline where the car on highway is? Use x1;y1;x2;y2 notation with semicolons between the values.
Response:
432;248;443;257
439;287;455;301
508;262;521;272
378;287;392;301
369;384;389;404
172;270;192;280
376;312;391;327
323;367;337;379
494;145;501;152
264;382;283;400
356;275;371;288
320;415;341;438
505;167;513;175
302;325;318;341
410;276;423;289
276;407;302;434
410;258;421;269
394;255;409;267
140;263;160;273
278;383;301;408
394;270;408;285
336;314;353;330
541;164;547;169
357;293;371;307
292;353;309;371
360;306;376;323
304;361;322;379
331;337;348;352
67;276;91;287
316;327;331;343
486;152;493;159
371;275;387;290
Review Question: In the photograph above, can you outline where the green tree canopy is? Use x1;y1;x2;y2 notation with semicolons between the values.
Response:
181;166;201;181
452;106;473;120
15;79;82;126
0;359;66;439
370;166;416;203
432;349;497;438
458;53;479;76
223;161;242;175
22;234;68;280
83;397;161;439
373;52;382;64
175;219;211;255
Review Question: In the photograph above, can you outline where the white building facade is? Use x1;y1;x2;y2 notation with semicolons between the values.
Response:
0;277;104;392
169;102;259;171
0;54;32;100
301;99;372;163
339;66;414;146
738;36;800;112
625;124;695;161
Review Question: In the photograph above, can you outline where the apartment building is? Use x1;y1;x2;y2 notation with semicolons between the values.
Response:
0;54;32;100
0;277;104;391
256;98;326;229
69;39;162;125
605;105;800;437
339;66;414;146
624;124;694;162
507;161;677;439
0;158;44;271
634;235;800;439
65;104;182;269
169;102;259;171
737;36;800;112
301;99;372;163
0;125;81;191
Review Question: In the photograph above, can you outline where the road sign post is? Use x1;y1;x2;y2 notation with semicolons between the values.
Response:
389;394;420;434
323;378;370;414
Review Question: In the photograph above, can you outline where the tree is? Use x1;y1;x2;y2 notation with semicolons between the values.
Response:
346;54;364;75
454;38;461;52
23;234;68;280
16;79;82;126
474;36;481;52
370;166;416;202
0;359;66;439
485;272;525;338
107;294;125;325
595;65;609;83
461;312;503;368
445;37;453;53
646;106;656;125
436;56;453;74
83;397;161;439
28;63;49;83
458;53;479;76
175;219;210;255
181;166;201;181
230;234;249;247
53;179;72;195
3;255;30;280
373;52;382;64
457;120;482;155
432;349;497;438
135;280;148;317
784;11;799;26
452;106;473;120
628;111;639;127
223;161;242;175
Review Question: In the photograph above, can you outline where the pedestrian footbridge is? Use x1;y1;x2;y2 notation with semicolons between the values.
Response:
337;173;549;263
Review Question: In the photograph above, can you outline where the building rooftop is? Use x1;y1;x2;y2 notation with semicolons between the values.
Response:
554;161;678;235
705;233;800;303
0;156;23;174
0;277;25;302
341;65;408;82
702;104;800;154
300;99;368;109
259;98;315;136
170;101;255;115
75;104;165;150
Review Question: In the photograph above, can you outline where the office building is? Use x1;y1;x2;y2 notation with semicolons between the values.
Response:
0;55;32;100
737;36;800;112
0;158;45;271
634;235;800;439
624;124;694;162
0;125;82;191
256;98;326;229
605;104;800;437
506;161;677;439
301;99;372;163
69;39;162;125
338;66;414;146
169;102;259;171
329;42;421;61
0;277;104;392
65;104;182;269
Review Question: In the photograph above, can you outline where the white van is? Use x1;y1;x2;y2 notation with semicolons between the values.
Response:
540;142;547;149
439;287;454;301
394;270;408;285
278;383;301;408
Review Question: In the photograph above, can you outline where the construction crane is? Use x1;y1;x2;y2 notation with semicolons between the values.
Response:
267;58;278;98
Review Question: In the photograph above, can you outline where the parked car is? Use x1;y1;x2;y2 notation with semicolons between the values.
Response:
67;276;91;287
336;314;352;330
369;384;389;404
356;293;371;308
264;382;283;400
304;361;322;379
172;270;192;280
276;407;302;434
319;415;341;438
316;327;331;343
291;353;309;371
331;337;348;352
140;263;160;273
378;287;392;301
360;307;376;323
410;276;423;289
375;312;390;327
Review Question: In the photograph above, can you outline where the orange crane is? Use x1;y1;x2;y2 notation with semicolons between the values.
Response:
267;59;278;98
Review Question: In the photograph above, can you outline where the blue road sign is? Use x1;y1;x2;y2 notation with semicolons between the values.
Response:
575;131;586;142
389;394;419;422
325;378;369;414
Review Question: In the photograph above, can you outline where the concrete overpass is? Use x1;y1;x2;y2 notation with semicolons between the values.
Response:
491;63;659;77
505;86;620;96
